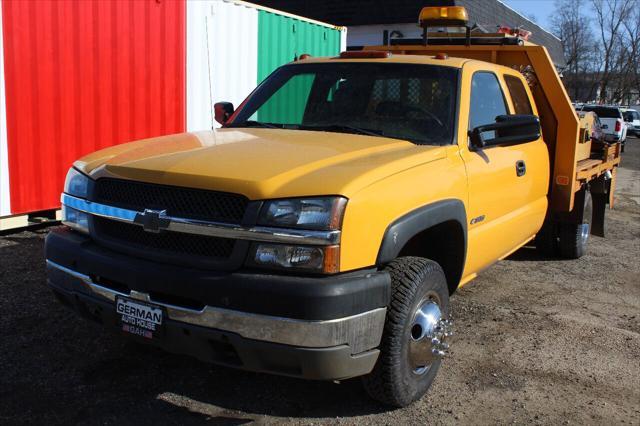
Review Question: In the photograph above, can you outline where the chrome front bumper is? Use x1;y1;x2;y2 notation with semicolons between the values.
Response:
46;260;386;354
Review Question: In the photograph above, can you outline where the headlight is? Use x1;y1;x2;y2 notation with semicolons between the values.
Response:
251;243;340;273
64;167;89;198
61;205;89;234
62;168;90;233
258;197;347;230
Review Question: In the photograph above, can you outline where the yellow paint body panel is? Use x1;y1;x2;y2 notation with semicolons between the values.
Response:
456;61;549;278
77;129;444;201
76;129;452;273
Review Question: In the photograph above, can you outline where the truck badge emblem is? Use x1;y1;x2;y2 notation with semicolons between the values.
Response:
134;209;170;233
470;215;485;225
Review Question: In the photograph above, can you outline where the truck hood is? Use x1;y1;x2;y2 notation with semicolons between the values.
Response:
76;128;446;199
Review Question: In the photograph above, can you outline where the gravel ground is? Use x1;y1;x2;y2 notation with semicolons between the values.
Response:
1;138;639;425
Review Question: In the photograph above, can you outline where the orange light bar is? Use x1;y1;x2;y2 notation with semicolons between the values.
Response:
419;6;468;27
339;51;391;59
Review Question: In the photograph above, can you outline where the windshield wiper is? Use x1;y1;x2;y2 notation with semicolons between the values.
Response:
228;120;281;129
298;124;385;138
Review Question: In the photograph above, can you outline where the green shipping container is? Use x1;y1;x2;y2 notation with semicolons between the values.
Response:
256;10;343;123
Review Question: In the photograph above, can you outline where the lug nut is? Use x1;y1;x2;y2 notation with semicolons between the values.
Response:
431;349;446;358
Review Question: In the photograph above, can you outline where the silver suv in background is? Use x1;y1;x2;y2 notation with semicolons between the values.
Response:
621;108;640;137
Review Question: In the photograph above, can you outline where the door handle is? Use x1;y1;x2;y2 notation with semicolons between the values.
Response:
516;160;526;177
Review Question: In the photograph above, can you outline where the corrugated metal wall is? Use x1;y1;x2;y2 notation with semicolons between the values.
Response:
186;0;258;131
256;10;341;122
0;2;10;216
257;10;341;82
1;0;185;214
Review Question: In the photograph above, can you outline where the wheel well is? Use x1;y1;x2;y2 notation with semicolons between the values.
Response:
397;221;465;294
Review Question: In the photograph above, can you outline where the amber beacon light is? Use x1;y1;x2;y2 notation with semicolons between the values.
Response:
419;6;469;27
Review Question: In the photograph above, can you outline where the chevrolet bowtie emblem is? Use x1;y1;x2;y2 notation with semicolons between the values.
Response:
134;209;170;233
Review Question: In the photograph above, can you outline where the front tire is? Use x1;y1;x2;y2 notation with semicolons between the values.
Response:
362;257;451;407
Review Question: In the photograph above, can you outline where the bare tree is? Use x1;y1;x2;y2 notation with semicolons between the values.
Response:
551;0;595;100
621;7;640;103
591;0;634;103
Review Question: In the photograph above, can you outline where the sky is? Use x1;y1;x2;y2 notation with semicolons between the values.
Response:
502;0;605;42
502;0;558;33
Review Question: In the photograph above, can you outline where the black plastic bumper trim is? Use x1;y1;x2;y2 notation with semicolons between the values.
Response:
45;227;391;321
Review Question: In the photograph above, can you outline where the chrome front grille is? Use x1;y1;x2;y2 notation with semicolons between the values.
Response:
89;179;248;268
93;217;236;260
93;178;248;223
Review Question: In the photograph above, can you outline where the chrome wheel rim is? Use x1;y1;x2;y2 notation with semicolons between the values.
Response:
579;223;590;246
408;297;452;375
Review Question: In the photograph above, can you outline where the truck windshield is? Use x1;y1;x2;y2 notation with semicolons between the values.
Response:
229;63;459;145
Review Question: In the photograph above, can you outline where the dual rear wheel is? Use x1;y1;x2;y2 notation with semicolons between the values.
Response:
536;189;592;259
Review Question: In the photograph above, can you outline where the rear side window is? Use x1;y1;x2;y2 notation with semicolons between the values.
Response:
504;75;533;115
581;106;621;119
469;72;508;133
623;110;639;121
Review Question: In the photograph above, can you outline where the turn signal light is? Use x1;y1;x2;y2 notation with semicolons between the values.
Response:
419;6;468;27
339;51;391;59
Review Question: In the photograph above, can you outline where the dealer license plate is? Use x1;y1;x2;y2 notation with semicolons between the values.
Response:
116;296;164;339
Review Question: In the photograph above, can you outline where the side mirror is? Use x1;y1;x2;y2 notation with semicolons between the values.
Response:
469;115;541;149
214;102;234;125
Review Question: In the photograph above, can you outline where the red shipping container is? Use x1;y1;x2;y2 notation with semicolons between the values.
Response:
0;0;185;215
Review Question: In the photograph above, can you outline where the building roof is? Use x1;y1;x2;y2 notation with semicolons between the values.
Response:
247;0;566;67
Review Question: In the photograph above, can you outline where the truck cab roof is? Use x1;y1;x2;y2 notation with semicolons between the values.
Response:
294;54;522;76
296;54;471;69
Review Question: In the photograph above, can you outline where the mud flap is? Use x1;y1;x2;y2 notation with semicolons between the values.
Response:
590;194;607;237
589;174;612;238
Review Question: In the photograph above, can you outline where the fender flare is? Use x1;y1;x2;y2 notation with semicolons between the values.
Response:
376;199;468;265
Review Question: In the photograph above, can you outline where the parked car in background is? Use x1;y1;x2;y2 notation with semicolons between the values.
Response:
621;108;640;137
578;105;627;150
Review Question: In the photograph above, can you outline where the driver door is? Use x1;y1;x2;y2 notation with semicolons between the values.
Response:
459;67;549;275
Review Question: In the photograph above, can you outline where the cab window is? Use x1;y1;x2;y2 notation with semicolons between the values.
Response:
469;72;508;138
504;75;533;115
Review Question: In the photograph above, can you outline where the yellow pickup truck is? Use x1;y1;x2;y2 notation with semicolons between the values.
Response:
45;6;620;407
